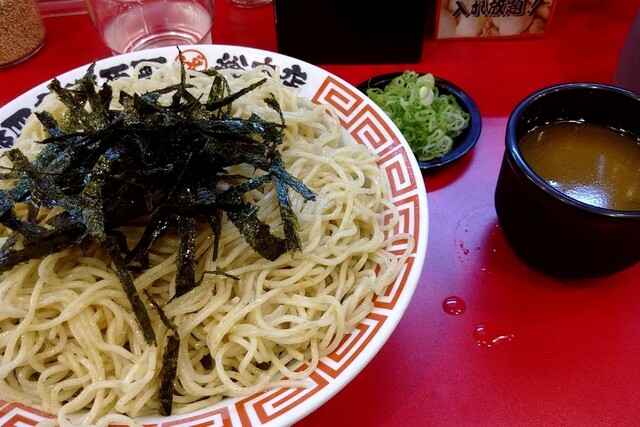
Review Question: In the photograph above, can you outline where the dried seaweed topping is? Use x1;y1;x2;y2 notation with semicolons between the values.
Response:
158;334;180;416
144;289;180;414
0;55;316;352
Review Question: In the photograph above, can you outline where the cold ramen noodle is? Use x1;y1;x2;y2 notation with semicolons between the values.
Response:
0;59;413;426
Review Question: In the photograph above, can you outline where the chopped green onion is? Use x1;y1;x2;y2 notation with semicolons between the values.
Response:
366;71;470;161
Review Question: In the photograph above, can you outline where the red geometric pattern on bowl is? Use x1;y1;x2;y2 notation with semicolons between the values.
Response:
158;407;231;427
377;146;418;198
0;400;52;426
374;257;416;310
383;192;421;237
312;79;401;157
318;312;387;378
235;369;329;425
344;104;400;157
312;77;363;119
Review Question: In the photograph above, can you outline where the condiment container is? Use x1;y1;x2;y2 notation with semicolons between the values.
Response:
0;0;46;68
494;83;640;278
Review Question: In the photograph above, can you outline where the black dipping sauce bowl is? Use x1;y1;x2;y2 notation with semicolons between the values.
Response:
494;83;640;278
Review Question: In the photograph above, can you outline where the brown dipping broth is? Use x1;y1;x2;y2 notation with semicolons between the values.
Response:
518;121;640;211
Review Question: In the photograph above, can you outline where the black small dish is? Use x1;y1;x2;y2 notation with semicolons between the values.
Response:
356;72;482;172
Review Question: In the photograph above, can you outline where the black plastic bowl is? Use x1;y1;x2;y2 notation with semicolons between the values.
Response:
356;72;481;172
494;82;640;278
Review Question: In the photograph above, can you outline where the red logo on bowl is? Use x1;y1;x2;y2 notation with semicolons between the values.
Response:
176;49;208;71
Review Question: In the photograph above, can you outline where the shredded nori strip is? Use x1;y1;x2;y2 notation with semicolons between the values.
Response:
159;334;180;416
0;50;317;416
174;193;197;298
103;236;156;345
145;289;180;415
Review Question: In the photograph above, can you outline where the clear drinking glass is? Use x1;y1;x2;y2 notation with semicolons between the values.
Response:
84;0;214;55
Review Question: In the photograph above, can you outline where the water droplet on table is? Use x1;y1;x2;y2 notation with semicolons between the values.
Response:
458;241;470;255
473;323;514;348
442;296;466;315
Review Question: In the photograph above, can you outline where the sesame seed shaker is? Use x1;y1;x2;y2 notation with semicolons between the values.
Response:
0;0;46;68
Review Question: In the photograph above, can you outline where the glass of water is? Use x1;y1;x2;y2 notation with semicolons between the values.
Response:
84;0;214;55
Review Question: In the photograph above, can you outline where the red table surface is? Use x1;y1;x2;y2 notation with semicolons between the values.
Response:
2;1;640;425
